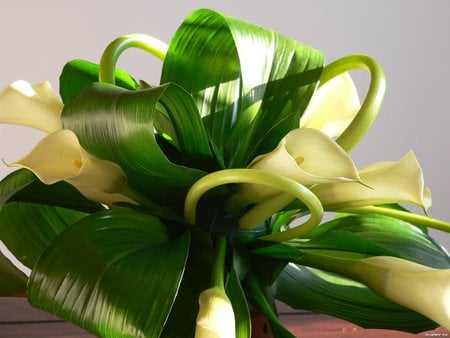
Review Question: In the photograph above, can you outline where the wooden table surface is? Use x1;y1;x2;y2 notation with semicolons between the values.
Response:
1;297;448;337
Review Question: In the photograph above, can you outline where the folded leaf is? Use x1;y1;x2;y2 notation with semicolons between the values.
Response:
61;82;213;206
0;250;28;296
162;8;324;168
28;210;190;338
59;59;138;103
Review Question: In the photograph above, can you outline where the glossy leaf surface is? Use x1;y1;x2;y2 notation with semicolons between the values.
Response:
59;59;138;103
162;9;324;168
274;264;437;333
28;210;190;338
61;82;213;206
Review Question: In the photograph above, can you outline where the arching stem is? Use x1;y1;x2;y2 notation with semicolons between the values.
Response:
99;34;168;85
184;169;323;242
319;54;386;152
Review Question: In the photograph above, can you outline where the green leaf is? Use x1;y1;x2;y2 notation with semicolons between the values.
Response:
0;251;27;296
59;59;138;103
274;264;437;333
300;214;450;268
0;203;87;269
0;169;90;268
61;82;213;207
1;169;103;213
28;209;190;338
243;272;295;338
161;8;324;168
227;267;251;338
161;226;213;338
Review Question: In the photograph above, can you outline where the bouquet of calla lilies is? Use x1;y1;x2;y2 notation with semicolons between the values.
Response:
1;9;449;338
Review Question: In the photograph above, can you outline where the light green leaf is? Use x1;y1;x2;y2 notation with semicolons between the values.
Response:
227;267;251;338
61;82;213;206
28;209;190;338
161;8;324;168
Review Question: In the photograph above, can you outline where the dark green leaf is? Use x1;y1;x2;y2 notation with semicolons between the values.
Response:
274;264;437;333
1;169;103;213
227;267;251;338
0;251;27;296
243;272;295;338
299;214;450;268
162;8;324;168
28;209;190;338
161;226;213;337
59;59;138;103
0;202;87;268
61;82;213;207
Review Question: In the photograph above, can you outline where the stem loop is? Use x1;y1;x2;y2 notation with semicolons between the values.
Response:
319;54;386;152
99;34;168;85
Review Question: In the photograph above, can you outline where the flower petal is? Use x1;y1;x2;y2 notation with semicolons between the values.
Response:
312;151;430;210
353;256;450;329
195;287;236;338
0;80;62;133
300;72;360;138
10;129;134;205
240;128;361;202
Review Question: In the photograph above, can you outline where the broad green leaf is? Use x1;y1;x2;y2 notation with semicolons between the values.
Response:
0;203;87;268
61;82;213;206
274;264;437;333
161;8;324;168
28;209;190;338
59;59;138;103
0;251;27;296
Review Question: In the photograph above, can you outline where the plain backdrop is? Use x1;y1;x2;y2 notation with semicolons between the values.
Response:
0;0;449;257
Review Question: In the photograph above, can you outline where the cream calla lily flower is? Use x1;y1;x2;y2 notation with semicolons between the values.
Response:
300;72;360;138
0;80;134;205
10;129;134;205
311;151;431;211
0;80;62;133
349;256;450;330
239;128;362;202
195;287;236;338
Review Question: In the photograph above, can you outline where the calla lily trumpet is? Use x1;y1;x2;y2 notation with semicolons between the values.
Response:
348;256;450;330
300;72;361;139
238;128;362;203
0;80;134;205
195;287;236;338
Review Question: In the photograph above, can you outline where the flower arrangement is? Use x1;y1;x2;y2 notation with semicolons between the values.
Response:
1;8;449;338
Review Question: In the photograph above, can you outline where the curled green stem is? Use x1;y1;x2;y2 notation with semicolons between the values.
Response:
99;34;168;85
184;169;323;242
320;54;386;152
343;206;450;233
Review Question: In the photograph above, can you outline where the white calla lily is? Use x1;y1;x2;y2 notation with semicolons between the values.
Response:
311;151;431;211
11;129;135;205
300;72;360;138
239;128;362;202
195;287;236;338
0;80;62;133
350;256;450;330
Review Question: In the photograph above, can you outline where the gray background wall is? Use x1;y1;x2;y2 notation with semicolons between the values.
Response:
1;0;449;255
